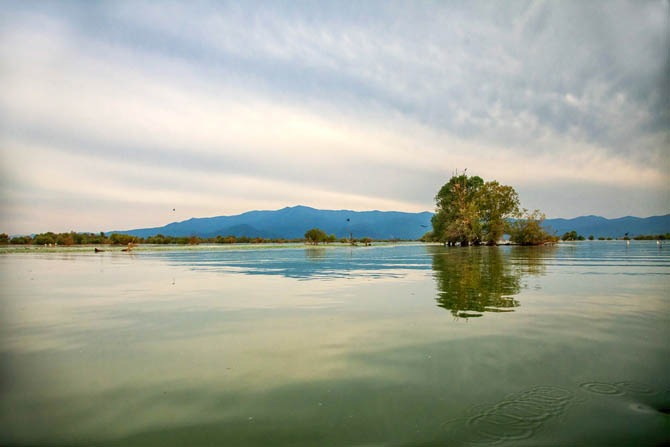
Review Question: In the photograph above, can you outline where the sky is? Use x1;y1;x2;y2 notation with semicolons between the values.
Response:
1;0;668;234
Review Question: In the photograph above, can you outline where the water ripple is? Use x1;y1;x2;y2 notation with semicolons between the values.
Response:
443;386;574;445
579;380;657;396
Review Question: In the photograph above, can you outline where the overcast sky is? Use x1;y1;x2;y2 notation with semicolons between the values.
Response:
1;0;668;233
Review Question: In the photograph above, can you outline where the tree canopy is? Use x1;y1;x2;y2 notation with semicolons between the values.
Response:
431;173;519;246
431;173;552;246
304;228;327;244
508;210;556;245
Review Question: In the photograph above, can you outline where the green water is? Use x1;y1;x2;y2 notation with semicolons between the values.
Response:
1;242;668;445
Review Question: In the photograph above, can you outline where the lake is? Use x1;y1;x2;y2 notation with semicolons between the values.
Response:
1;242;668;445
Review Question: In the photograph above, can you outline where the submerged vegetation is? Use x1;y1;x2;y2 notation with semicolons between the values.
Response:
508;210;558;245
429;173;555;246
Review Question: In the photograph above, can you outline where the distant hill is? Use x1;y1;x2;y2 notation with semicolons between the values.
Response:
542;214;670;238
108;206;669;240
109;205;434;240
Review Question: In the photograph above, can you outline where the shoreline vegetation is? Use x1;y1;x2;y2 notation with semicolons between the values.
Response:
0;241;426;254
0;231;403;248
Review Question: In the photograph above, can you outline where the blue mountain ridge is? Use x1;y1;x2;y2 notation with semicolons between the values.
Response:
109;206;670;240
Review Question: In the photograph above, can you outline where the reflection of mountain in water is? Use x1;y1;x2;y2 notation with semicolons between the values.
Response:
146;245;432;280
427;246;549;319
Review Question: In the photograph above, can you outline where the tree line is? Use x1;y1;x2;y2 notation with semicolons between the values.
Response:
0;231;381;246
303;228;373;245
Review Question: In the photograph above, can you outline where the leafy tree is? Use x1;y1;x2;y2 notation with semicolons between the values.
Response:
508;209;555;245
477;181;520;245
33;233;56;245
58;232;75;246
0;233;8;244
109;233;138;245
360;237;372;246
432;173;519;246
561;230;579;241
327;234;336;243
633;233;670;240
10;235;31;244
588;235;594;240
419;231;435;242
304;228;327;245
432;174;484;246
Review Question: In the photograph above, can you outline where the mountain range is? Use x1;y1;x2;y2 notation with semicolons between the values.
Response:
541;214;670;238
109;206;670;240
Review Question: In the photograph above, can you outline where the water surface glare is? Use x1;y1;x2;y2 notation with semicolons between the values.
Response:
1;242;668;445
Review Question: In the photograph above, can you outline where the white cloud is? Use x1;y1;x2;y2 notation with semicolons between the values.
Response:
0;1;668;233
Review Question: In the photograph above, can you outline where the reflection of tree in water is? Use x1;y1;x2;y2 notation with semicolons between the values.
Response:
428;246;548;319
509;246;551;276
304;247;327;261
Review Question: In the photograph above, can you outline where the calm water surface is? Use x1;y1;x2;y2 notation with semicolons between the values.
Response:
1;242;668;445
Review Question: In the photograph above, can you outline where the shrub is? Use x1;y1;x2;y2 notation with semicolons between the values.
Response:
304;228;327;245
508;210;555;245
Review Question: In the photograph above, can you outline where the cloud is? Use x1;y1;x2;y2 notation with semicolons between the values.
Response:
0;1;668;233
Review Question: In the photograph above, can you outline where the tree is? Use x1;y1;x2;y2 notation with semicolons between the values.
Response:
327;234;336;243
477;181;520;245
109;233;138;245
61;233;75;246
432;174;484;246
419;231;434;242
0;233;8;244
508;210;555;245
33;233;56;245
561;231;579;241
360;237;372;246
588;235;594;240
304;228;327;245
432;173;519;246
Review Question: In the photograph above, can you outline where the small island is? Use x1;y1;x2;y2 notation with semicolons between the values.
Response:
424;172;556;246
